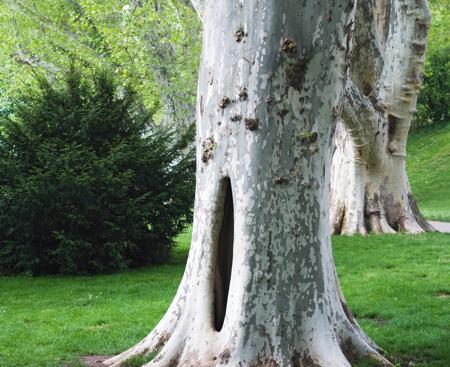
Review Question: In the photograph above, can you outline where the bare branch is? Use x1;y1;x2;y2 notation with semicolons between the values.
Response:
12;50;59;73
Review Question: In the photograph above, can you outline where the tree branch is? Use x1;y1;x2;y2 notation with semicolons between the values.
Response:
12;50;59;73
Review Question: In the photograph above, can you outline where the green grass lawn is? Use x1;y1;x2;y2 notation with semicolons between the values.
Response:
0;229;449;367
408;123;450;221
0;123;448;367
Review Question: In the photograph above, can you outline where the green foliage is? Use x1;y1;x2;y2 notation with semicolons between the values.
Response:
416;46;450;126
415;0;450;126
0;88;14;118
0;230;448;366
0;0;201;125
0;67;195;275
407;123;450;221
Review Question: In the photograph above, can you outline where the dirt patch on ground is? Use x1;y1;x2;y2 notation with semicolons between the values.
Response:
361;315;389;326
436;290;450;299
81;356;112;367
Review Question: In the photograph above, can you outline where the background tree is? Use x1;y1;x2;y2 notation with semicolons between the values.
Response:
105;1;392;366
1;1;447;129
0;0;201;126
330;0;434;235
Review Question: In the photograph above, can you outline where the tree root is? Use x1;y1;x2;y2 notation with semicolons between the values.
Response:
133;333;392;367
331;194;433;235
105;293;393;367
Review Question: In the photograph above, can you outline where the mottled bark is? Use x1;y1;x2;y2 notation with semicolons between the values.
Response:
105;1;391;366
331;0;434;235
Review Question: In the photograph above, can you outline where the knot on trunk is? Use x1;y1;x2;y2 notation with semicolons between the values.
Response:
201;137;216;163
299;131;318;143
219;348;231;363
230;114;242;122
219;96;231;109
239;88;248;101
244;118;259;131
274;176;289;185
234;29;246;42
280;38;297;54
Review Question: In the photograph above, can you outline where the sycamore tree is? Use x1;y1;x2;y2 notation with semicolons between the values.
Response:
105;1;392;366
330;0;433;235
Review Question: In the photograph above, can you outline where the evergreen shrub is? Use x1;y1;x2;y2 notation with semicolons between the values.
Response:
0;68;195;275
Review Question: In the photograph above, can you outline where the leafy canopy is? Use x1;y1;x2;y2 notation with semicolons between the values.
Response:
0;0;201;124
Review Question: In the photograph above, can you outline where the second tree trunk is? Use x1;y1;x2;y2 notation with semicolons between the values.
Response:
330;0;434;235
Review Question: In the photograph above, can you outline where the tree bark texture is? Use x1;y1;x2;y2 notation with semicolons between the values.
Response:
330;0;434;235
105;1;391;366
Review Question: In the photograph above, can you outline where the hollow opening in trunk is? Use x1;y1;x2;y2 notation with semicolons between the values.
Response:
214;177;234;332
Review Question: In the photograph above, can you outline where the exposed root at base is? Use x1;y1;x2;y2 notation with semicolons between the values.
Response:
104;316;393;367
103;329;171;367
339;336;392;367
82;355;113;367
118;328;393;367
331;200;432;235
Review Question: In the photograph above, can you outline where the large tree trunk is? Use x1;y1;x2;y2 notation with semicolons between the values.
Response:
105;1;391;366
330;0;434;235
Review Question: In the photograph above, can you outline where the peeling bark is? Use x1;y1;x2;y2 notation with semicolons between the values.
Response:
105;1;391;366
331;0;435;235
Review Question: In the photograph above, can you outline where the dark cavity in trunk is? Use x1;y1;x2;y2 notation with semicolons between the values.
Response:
214;178;234;332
